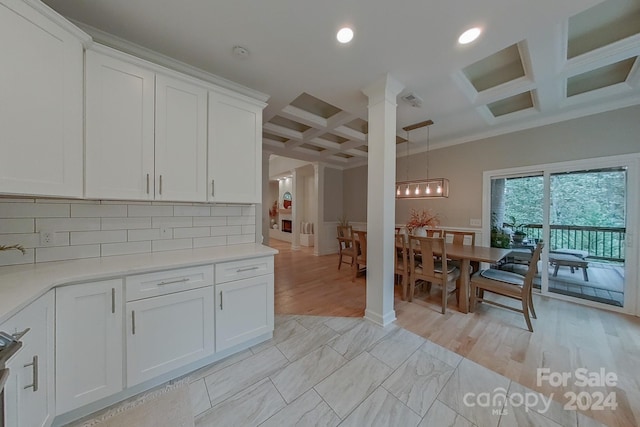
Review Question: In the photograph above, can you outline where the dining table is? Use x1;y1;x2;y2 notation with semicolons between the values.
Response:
398;238;512;313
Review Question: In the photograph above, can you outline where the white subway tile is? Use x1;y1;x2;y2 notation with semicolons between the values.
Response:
102;217;151;230
0;202;69;218
193;217;226;227
36;218;100;232
211;206;242;216
127;228;173;241
71;204;127;218
36;245;100;263
0;248;35;266
152;217;192;228
0;197;35;203
241;205;256;216
101;241;151;257
227;216;256;226
71;230;127;245
193;236;226;248
211;226;242;236
0;233;38;248
174;206;211;217
152;238;192;252
227;234;255;245
242;225;256;235
173;227;210;239
0;219;34;234
152;201;192;206
128;205;173;217
101;200;151;205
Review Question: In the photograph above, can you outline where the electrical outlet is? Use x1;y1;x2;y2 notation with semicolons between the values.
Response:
40;230;55;247
470;219;482;227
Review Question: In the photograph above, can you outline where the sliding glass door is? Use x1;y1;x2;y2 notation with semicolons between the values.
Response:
486;155;638;314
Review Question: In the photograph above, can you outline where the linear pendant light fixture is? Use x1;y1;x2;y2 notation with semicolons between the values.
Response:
396;119;449;199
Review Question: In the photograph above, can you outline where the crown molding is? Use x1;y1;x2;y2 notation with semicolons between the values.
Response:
71;20;270;103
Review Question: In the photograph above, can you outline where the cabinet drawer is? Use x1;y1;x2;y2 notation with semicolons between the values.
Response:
126;265;214;301
215;257;273;284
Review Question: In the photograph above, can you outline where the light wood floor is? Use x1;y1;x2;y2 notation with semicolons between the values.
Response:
270;239;640;427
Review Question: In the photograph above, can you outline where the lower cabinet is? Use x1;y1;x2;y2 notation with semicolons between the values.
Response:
2;291;55;427
126;286;215;386
215;274;274;352
55;279;124;414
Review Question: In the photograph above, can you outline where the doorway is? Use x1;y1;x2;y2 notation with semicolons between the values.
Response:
485;154;638;314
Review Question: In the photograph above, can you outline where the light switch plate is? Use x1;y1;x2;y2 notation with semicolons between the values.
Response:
470;219;482;227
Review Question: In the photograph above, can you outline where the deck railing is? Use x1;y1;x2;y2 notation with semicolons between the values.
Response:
520;224;626;263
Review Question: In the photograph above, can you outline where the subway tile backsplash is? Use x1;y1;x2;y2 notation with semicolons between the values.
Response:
0;198;257;266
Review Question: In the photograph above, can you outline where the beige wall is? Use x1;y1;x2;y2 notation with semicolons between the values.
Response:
343;105;640;227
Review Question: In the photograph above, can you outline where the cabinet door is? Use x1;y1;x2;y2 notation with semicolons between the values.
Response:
2;292;54;427
215;274;274;352
208;90;264;203
126;287;214;386
55;279;124;414
155;75;208;202
85;49;155;200
0;0;83;197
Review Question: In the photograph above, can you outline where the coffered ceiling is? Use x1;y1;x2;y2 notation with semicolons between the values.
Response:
44;0;640;168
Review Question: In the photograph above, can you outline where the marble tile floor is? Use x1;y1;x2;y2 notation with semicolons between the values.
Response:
188;315;607;427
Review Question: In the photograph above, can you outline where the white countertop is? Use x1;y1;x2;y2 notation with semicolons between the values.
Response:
0;244;278;324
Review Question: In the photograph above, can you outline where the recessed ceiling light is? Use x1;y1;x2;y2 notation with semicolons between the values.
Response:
337;27;354;44
458;27;482;44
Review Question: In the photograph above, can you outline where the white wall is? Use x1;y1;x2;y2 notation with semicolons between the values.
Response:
0;198;256;266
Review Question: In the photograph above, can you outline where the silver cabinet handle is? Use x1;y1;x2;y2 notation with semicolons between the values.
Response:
23;355;38;392
237;266;259;273
211;179;215;197
219;291;223;310
159;175;163;195
132;310;136;335
146;174;150;194
157;278;189;286
12;328;30;341
111;287;116;314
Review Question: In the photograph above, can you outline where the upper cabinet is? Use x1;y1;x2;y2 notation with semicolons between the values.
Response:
0;0;87;197
208;89;265;204
85;47;208;202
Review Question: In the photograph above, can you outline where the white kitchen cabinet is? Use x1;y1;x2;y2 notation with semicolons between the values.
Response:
85;49;156;200
2;291;54;427
55;279;124;414
208;89;265;203
155;74;208;202
85;47;208;202
126;286;215;386
215;274;274;352
0;0;85;197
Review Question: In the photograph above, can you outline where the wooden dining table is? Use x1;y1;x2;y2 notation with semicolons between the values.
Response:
398;239;512;313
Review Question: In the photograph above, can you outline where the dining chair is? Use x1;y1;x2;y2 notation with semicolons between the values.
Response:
408;236;461;314
444;230;478;274
337;225;356;270
470;242;543;332
394;234;409;300
352;230;367;282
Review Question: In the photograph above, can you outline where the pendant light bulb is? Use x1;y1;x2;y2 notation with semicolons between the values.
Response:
415;185;420;195
426;185;431;194
437;184;442;194
396;186;401;196
405;185;410;196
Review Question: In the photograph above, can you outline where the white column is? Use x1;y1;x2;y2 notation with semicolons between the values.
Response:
361;74;404;326
291;168;301;250
260;151;271;245
313;163;325;256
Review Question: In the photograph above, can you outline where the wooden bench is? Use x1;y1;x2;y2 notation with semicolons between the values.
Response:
549;253;589;281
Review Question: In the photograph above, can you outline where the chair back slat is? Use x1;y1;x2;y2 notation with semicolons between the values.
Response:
408;236;448;284
523;243;544;294
444;230;476;246
355;230;367;261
